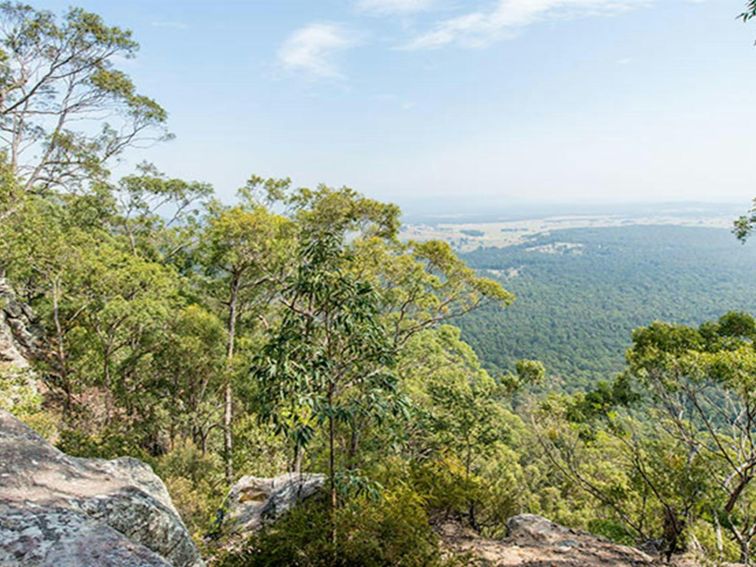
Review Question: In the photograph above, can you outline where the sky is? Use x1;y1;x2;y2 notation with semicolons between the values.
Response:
38;0;756;213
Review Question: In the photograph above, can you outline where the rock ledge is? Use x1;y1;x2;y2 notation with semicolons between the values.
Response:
440;513;654;566
0;410;203;567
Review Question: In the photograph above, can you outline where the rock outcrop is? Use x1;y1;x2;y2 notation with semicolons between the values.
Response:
0;410;204;567
440;513;654;566
221;472;325;536
0;277;38;369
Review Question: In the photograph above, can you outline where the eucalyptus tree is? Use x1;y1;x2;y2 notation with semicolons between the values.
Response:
201;182;295;484
627;314;756;563
2;201;184;440
153;304;226;453
267;186;516;479
535;313;756;563
0;2;169;197
533;390;709;560
112;163;213;263
68;240;182;431
0;162;212;418
286;184;401;241
333;235;515;469
400;325;533;530
0;185;111;411
349;237;514;348
253;230;403;536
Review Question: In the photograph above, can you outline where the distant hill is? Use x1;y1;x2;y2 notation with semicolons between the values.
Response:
457;225;756;390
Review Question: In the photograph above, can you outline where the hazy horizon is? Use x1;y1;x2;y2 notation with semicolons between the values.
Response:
398;197;748;222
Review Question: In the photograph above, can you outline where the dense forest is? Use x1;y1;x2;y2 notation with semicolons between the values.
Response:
0;2;755;566
459;225;756;389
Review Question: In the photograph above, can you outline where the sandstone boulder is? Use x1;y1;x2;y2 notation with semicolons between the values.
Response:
505;513;652;564
0;410;203;567
222;472;325;535
440;513;654;566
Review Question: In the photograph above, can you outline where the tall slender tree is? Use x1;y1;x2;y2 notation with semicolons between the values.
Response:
202;190;294;484
253;231;402;542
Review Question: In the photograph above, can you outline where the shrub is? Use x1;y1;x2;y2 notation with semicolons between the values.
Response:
56;427;150;460
217;486;443;567
0;364;58;440
155;440;226;539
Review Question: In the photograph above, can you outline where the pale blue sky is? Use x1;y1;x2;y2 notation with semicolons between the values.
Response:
39;1;756;211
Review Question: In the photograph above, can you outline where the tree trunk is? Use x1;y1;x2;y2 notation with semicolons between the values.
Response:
51;279;72;413
103;345;113;425
328;381;337;545
465;439;478;531
200;428;208;456
740;540;751;566
347;419;359;470
468;501;479;532
291;443;303;474
714;512;724;561
663;506;683;563
223;276;240;485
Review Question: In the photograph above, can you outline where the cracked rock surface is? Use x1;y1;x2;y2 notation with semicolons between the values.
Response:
439;514;655;566
0;410;203;567
222;472;325;536
0;277;39;369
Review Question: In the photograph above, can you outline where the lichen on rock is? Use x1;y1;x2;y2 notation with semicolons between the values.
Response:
221;472;325;536
0;410;204;567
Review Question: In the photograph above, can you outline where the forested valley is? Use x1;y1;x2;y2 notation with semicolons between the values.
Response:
1;2;756;566
459;225;756;389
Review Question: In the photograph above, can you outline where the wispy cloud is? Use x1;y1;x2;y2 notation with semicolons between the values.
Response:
356;0;436;15
278;23;357;78
404;0;649;49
